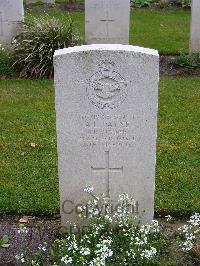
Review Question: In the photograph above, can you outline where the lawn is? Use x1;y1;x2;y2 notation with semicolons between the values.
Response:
0;78;199;216
27;9;191;54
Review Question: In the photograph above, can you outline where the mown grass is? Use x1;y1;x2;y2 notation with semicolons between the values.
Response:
26;9;190;54
0;78;199;216
156;78;200;216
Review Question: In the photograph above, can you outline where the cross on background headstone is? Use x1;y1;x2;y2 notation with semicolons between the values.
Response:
85;0;130;44
91;151;123;196
99;8;115;40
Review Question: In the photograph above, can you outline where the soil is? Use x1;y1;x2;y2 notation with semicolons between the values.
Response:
160;55;200;77
0;215;61;265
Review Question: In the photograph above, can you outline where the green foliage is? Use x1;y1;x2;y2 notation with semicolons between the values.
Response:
173;50;200;69
0;45;15;77
180;0;191;8
18;191;168;265
13;15;81;79
0;235;10;248
131;0;154;8
15;192;200;265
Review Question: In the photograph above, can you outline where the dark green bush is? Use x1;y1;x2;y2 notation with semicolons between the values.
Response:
180;0;191;8
131;0;155;8
173;50;200;69
0;45;15;77
13;15;81;79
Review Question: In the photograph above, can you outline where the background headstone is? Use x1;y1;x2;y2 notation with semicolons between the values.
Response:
190;0;200;53
54;44;159;226
85;0;130;44
0;0;24;44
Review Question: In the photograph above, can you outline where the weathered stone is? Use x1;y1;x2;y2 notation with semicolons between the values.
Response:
85;0;130;44
54;44;159;226
190;0;200;53
0;0;24;44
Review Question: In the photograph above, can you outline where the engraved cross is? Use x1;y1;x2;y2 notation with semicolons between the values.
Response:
100;10;115;39
91;151;123;197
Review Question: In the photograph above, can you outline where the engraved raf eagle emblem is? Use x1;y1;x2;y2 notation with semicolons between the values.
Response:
87;60;128;110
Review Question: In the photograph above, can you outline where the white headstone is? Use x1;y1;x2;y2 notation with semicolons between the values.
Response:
0;0;24;45
54;44;159;226
85;0;130;44
190;0;200;53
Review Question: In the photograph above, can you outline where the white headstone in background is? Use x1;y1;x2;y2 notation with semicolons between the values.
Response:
54;44;159;226
0;0;24;44
85;0;130;44
190;0;200;53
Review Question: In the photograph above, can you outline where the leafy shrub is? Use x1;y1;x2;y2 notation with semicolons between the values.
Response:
13;15;81;79
180;0;191;8
173;50;200;69
0;44;15;77
131;0;155;8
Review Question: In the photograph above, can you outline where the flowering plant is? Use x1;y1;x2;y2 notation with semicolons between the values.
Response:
16;187;167;265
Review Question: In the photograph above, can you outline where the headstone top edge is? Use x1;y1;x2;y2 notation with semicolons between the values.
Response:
54;44;159;57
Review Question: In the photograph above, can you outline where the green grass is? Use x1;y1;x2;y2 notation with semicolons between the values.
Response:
156;78;200;216
0;80;58;214
26;9;191;54
0;78;200;216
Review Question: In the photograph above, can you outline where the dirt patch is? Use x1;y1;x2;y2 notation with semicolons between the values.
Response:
0;215;60;265
160;55;200;77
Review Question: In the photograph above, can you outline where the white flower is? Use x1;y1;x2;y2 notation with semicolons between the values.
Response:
188;213;200;226
38;244;47;252
80;247;90;255
84;185;94;194
17;226;29;234
105;214;112;222
165;214;172;221
180;240;194;251
12;38;17;44
61;255;72;264
15;253;25;263
141;247;157;259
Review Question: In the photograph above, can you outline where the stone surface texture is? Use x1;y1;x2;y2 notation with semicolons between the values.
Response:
54;44;159;226
85;0;130;44
0;0;24;44
190;0;200;53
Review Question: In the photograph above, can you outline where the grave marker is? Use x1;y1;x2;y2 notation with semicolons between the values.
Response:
190;0;200;53
0;0;24;44
85;0;130;44
54;44;159;226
